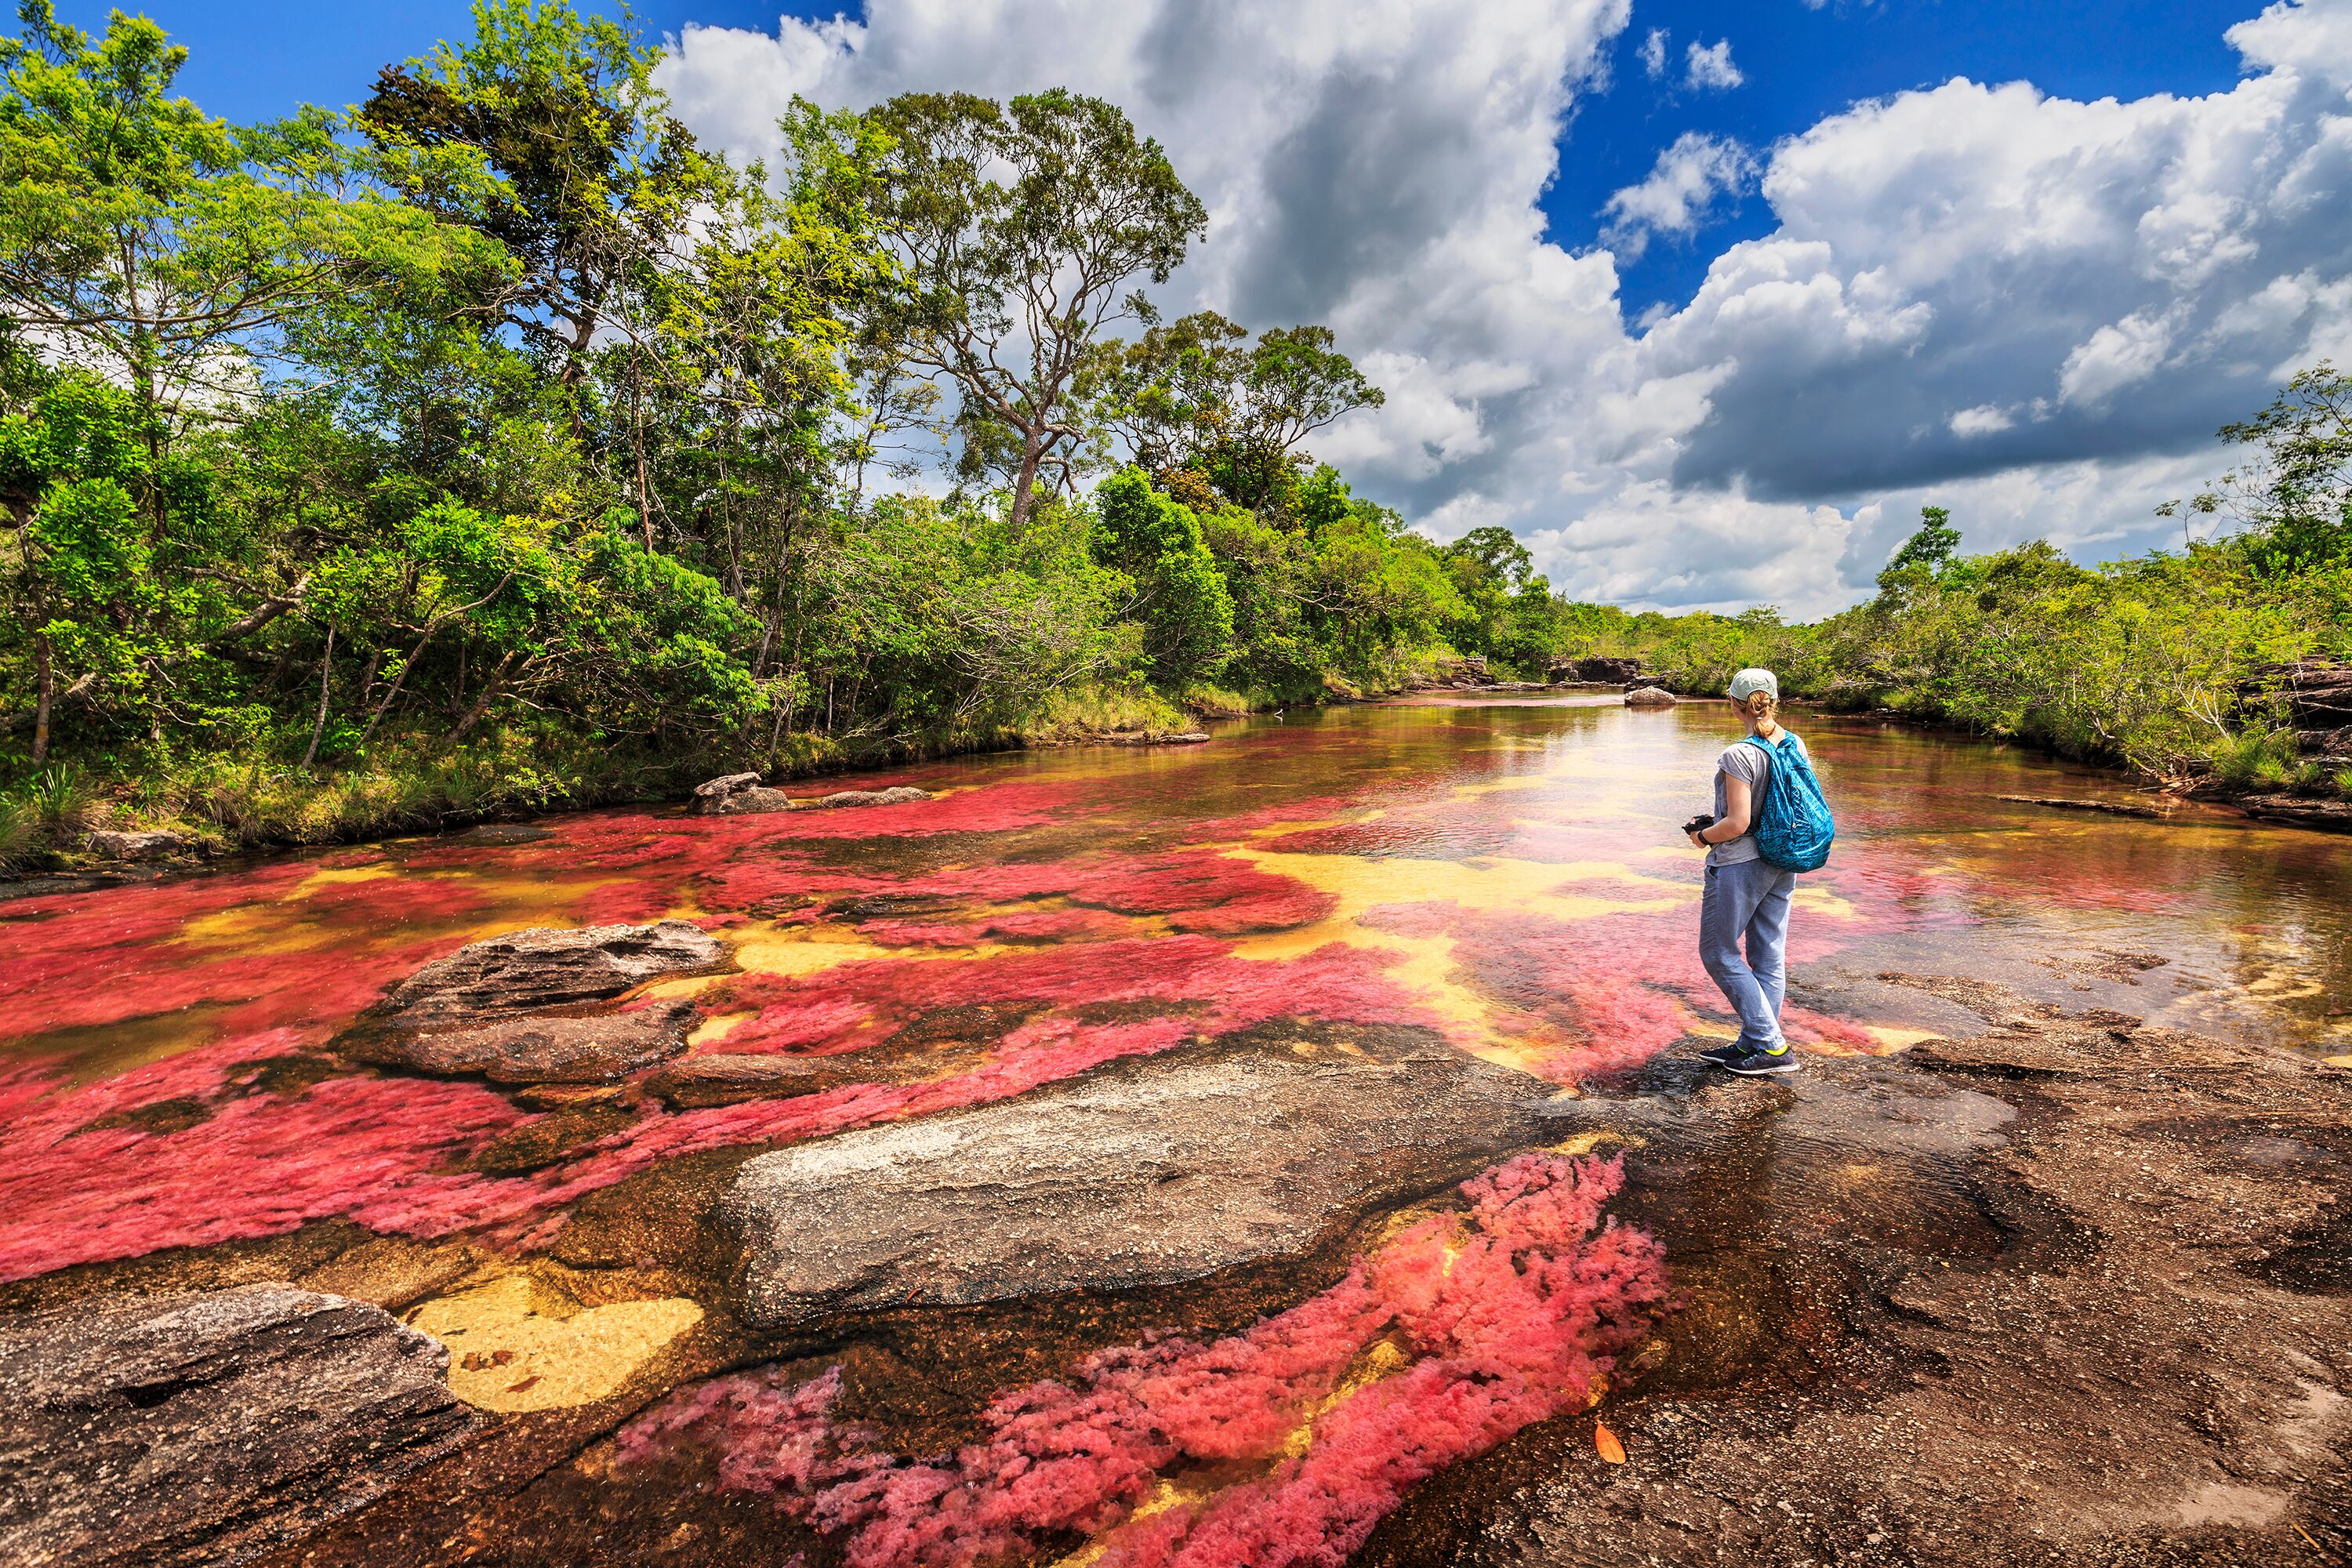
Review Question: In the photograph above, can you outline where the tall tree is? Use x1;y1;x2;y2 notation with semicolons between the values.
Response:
1081;309;1382;512
868;89;1206;530
0;0;483;441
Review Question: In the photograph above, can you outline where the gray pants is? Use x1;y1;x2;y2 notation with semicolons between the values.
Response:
1700;857;1798;1051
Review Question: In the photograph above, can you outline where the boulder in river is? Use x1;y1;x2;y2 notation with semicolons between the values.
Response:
689;772;796;815
345;1000;699;1084
1624;686;1678;707
377;920;722;1025
720;1037;1551;1327
0;1284;479;1568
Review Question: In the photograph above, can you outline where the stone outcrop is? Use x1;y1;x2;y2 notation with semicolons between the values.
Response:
720;1038;1551;1327
0;1285;479;1568
85;828;187;862
2251;658;2352;757
1549;655;1646;685
344;1000;699;1084
1624;686;1678;707
376;921;721;1025
1096;731;1211;747
689;772;794;815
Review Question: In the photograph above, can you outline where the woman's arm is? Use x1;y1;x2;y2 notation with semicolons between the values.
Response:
1688;775;1753;848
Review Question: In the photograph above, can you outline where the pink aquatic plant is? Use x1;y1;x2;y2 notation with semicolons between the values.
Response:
619;1152;1671;1568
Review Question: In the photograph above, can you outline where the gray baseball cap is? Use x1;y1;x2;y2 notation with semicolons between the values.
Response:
1728;668;1779;702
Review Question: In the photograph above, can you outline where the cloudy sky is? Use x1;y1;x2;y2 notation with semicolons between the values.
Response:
89;0;2352;615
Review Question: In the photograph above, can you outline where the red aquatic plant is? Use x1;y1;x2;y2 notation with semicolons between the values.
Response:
619;1152;1671;1568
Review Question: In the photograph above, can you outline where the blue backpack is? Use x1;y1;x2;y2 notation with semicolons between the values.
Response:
1743;731;1836;872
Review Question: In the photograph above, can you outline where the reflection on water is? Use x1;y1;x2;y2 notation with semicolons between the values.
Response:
3;695;2348;1563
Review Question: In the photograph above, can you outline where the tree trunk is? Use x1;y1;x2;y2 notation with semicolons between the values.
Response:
31;632;54;764
1009;434;1046;531
300;626;335;771
449;651;518;742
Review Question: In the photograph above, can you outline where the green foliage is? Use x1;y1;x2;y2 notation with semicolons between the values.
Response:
1091;469;1233;687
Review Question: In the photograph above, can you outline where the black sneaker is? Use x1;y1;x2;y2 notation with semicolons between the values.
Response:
1697;1043;1749;1069
1723;1045;1798;1076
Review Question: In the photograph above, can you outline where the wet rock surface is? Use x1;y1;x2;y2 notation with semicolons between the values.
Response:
373;920;721;1024
1625;685;1679;707
1363;982;2352;1568
644;1051;868;1107
2234;793;2352;833
345;1001;698;1084
0;1284;479;1568
688;772;795;815
801;785;935;808
721;1036;1554;1327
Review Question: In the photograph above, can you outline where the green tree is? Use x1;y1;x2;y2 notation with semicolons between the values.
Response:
1081;308;1382;511
1090;467;1232;686
0;0;486;442
868;89;1207;529
2215;361;2351;576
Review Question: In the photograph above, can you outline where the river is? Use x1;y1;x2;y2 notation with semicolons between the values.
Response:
5;694;2348;1566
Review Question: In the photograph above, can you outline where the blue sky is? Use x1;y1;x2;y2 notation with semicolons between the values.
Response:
1551;1;2266;314
36;0;2352;614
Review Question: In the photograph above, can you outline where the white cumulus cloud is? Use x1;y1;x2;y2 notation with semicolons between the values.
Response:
1601;132;1759;260
1684;38;1744;92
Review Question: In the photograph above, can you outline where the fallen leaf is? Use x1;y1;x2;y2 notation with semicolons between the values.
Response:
1594;1421;1626;1465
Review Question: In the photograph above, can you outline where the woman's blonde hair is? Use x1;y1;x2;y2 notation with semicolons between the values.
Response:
1742;691;1779;720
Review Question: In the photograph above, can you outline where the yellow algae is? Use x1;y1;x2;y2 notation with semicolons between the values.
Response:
1862;1024;1942;1052
1047;1477;1218;1568
1546;1131;1645;1157
2325;1053;2352;1068
412;1275;702;1414
686;1010;753;1048
1234;847;1689;927
1792;884;1862;921
293;863;398;890
1279;1339;1411;1459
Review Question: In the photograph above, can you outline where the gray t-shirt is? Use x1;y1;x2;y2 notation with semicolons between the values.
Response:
1708;731;1806;866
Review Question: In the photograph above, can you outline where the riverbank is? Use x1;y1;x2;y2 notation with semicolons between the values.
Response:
1363;978;2352;1567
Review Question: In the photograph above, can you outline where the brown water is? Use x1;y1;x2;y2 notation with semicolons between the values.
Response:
5;695;2348;1567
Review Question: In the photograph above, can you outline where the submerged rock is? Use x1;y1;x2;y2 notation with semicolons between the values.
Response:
0;1284;478;1568
346;1000;699;1084
376;920;721;1024
720;1039;1550;1327
689;772;795;815
2235;793;2352;833
1624;686;1678;707
799;786;935;809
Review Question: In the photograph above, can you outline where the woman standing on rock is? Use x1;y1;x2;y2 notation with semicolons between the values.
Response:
1686;668;1809;1075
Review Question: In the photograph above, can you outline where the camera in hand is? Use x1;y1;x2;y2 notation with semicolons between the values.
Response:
1682;812;1717;837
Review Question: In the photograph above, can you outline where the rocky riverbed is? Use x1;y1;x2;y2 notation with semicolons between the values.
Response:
4;700;2349;1566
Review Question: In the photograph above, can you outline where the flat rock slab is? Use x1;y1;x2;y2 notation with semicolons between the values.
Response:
645;1052;869;1108
0;1285;479;1568
379;920;721;1023
721;1040;1551;1327
347;1000;699;1084
800;786;933;808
